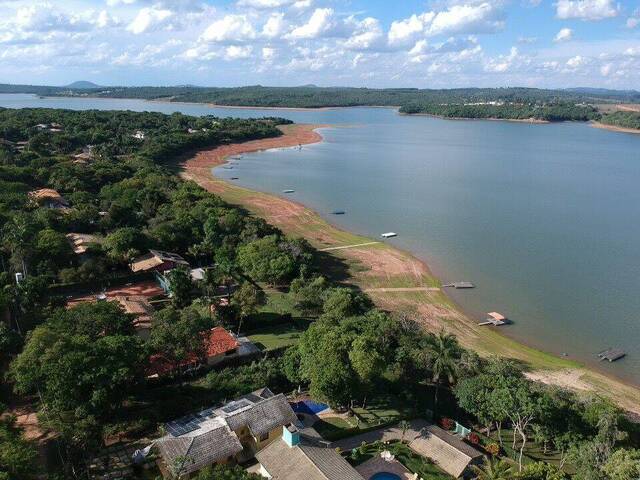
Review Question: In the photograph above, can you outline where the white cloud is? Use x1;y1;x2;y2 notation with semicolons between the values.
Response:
556;0;619;21
388;13;433;47
554;27;573;42
201;14;256;43
600;62;612;76
427;2;505;37
224;44;252;60
344;17;384;51
262;46;276;60
627;10;640;28
237;0;307;8
262;12;286;38
387;2;504;48
566;55;587;68
127;6;173;34
485;46;520;72
286;7;334;39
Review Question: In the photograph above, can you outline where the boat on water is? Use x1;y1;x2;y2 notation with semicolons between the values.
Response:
381;232;397;238
282;189;295;194
332;210;345;215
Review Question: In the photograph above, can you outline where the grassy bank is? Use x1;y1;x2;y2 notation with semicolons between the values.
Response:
179;123;640;415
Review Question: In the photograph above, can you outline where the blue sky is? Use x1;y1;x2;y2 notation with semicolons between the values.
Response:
0;0;639;88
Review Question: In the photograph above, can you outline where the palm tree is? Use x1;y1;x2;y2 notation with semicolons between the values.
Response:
425;330;459;418
471;457;514;480
399;420;411;443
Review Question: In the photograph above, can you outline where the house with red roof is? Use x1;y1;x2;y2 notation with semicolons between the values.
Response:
147;327;245;378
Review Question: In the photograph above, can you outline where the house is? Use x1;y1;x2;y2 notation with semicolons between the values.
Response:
256;425;364;480
111;295;154;340
147;327;243;377
65;233;99;255
156;267;205;295
129;250;189;273
72;146;95;164
28;189;69;210
132;130;145;140
408;424;483;478
155;388;298;478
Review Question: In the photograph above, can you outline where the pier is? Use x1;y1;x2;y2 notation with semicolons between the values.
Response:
443;282;475;289
597;348;626;362
478;312;507;326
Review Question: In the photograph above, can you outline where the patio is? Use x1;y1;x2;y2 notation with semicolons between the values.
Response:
356;454;414;480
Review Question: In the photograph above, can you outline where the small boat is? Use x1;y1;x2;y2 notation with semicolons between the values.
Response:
381;232;397;238
223;166;233;169
282;189;295;194
332;210;345;215
230;177;239;180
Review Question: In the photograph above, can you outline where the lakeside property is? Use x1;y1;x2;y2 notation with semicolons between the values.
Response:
180;123;640;415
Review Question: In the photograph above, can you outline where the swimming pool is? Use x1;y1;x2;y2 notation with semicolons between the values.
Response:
290;399;329;415
370;473;402;480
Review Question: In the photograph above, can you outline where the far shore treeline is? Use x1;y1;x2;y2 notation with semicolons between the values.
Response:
2;83;640;129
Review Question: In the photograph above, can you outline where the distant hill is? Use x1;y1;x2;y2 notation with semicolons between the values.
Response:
565;87;640;97
65;81;101;89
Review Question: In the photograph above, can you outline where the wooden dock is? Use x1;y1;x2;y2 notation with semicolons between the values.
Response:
597;348;626;362
478;312;507;326
443;282;475;289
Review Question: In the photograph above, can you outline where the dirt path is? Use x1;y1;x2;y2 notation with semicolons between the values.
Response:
179;123;640;415
364;287;441;292
319;241;380;251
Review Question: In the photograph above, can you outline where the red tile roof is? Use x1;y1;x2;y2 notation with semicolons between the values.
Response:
147;327;239;377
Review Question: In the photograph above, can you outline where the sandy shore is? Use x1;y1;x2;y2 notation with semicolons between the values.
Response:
180;123;640;415
591;121;640;135
401;112;550;124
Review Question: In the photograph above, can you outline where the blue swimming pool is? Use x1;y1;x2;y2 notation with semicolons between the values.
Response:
370;473;402;480
290;399;329;415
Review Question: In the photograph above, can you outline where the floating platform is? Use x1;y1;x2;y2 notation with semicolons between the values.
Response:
478;312;507;326
597;348;626;362
381;232;397;238
443;282;475;289
282;189;295;194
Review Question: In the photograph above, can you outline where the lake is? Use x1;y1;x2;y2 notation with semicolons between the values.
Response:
2;93;640;383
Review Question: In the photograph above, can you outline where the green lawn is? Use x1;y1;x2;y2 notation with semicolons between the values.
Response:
247;322;309;350
347;440;452;480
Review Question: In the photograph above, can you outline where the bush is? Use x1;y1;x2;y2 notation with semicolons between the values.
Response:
439;417;454;430
485;442;500;456
468;432;480;445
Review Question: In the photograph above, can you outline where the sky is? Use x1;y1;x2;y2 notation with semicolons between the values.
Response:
0;0;639;89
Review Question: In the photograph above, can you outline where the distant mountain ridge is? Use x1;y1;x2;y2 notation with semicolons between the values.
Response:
65;81;101;89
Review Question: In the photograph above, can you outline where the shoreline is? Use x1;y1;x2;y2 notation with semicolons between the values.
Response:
180;123;640;415
590;121;640;135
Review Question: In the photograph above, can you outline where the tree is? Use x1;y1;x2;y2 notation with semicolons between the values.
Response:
0;410;38;480
515;462;567;480
455;374;496;436
192;464;262;480
603;448;640;480
236;235;296;285
319;287;370;323
103;227;148;262
149;306;212;365
166;267;194;308
399;420;410;444
231;281;265;334
424;331;460;418
471;457;514;480
288;275;327;314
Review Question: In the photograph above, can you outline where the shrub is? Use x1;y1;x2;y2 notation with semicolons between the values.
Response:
485;442;500;456
468;432;480;445
440;417;454;430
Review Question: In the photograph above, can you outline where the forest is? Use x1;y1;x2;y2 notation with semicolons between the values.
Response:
1;107;639;480
2;83;640;108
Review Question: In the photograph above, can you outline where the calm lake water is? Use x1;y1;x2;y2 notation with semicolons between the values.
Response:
3;93;640;383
